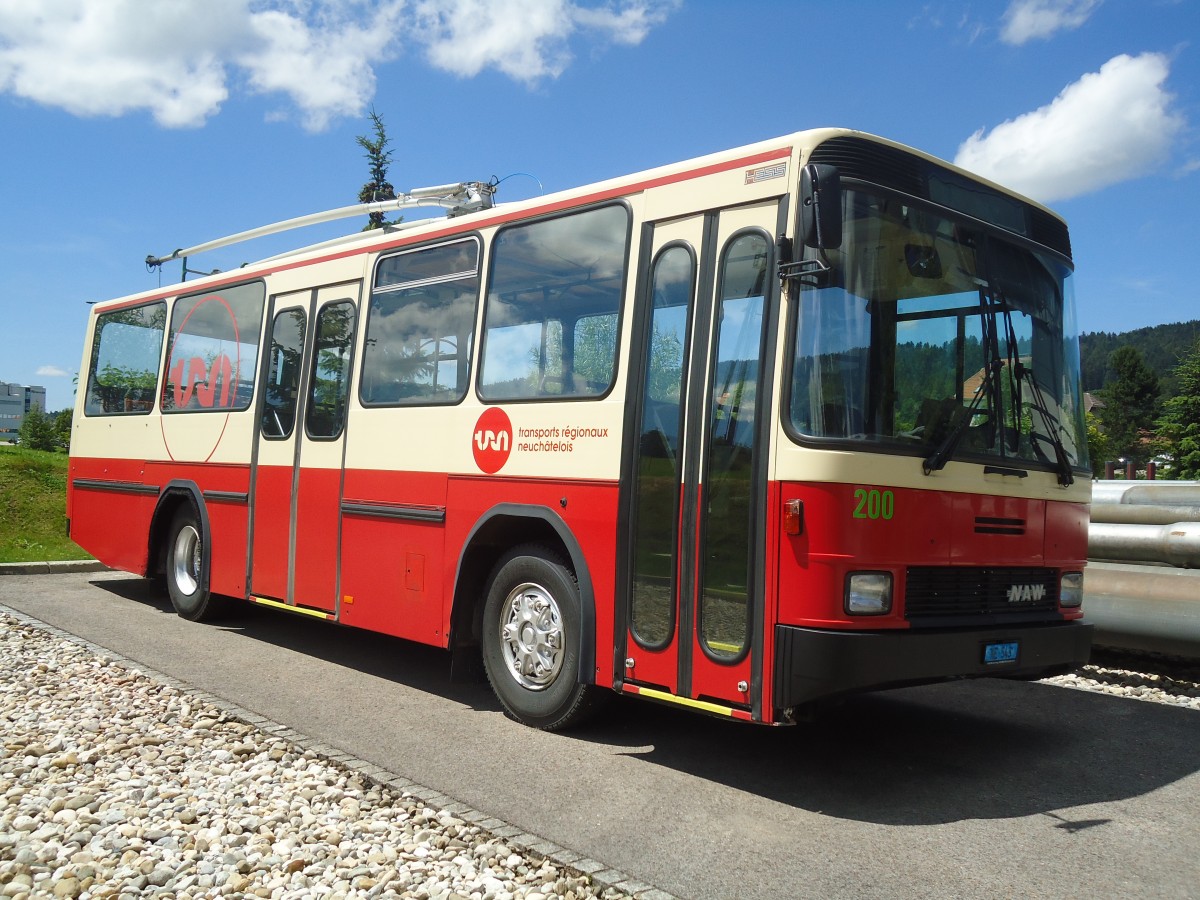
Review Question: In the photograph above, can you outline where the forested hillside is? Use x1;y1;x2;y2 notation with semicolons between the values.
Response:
1080;320;1200;396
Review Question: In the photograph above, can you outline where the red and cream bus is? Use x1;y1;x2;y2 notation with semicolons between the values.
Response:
68;128;1092;729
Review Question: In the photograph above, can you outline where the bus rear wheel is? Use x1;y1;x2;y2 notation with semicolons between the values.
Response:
482;544;600;730
165;505;220;622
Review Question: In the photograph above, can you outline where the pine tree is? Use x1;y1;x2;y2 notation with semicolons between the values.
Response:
1098;346;1161;466
18;404;56;452
356;108;399;231
1157;339;1200;479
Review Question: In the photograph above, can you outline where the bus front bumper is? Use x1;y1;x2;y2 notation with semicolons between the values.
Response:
774;620;1093;710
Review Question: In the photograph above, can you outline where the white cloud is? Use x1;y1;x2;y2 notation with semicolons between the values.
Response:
571;0;676;45
954;53;1184;203
0;0;676;130
412;0;575;82
0;0;244;127
240;2;408;132
35;365;69;378
1000;0;1100;45
412;0;677;83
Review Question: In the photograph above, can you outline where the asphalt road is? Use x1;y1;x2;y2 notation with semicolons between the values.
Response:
3;571;1199;899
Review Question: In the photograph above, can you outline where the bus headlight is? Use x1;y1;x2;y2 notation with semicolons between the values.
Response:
1060;571;1084;608
845;572;892;615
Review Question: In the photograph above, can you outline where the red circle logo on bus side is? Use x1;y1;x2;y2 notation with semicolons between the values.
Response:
473;408;513;474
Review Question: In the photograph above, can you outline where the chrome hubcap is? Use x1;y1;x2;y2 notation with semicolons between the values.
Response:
172;525;201;596
499;582;563;690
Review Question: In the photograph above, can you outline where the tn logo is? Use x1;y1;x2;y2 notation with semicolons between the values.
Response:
472;407;512;474
474;429;510;452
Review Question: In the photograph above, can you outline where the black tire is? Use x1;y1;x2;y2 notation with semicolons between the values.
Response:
164;504;221;622
481;544;603;730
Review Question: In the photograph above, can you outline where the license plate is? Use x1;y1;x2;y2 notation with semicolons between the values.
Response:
984;641;1019;664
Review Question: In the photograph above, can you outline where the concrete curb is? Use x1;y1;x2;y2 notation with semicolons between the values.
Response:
0;559;110;575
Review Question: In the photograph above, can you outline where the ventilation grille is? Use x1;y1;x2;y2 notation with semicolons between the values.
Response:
975;516;1025;536
905;566;1059;623
809;136;926;197
1029;207;1072;260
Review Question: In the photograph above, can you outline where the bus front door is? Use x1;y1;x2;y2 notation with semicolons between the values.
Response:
250;283;360;614
621;203;778;716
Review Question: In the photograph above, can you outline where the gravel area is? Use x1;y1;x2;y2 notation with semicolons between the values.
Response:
0;611;646;900
1041;647;1200;710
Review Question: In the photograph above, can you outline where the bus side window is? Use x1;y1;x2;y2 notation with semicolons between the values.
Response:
84;302;167;416
361;239;480;406
479;204;629;401
161;282;265;413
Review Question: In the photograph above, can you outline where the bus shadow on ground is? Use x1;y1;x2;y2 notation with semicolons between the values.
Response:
585;678;1200;827
94;574;1200;828
89;575;503;713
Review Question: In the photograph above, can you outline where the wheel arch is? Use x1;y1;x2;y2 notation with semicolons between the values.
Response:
148;480;211;594
449;503;597;685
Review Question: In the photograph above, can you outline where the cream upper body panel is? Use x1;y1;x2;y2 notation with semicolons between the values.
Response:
74;127;1073;485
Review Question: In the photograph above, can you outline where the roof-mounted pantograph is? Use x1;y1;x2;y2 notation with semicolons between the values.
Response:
145;181;496;281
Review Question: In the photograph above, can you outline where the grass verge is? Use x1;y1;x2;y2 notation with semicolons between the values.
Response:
0;444;93;563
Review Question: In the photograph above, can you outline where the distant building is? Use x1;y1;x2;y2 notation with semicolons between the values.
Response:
0;382;48;442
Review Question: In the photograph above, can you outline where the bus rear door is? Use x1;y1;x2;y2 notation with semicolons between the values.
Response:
250;282;361;613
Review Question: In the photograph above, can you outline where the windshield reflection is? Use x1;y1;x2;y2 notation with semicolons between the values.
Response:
789;188;1088;474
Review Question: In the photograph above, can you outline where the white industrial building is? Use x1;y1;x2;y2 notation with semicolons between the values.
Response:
0;381;47;442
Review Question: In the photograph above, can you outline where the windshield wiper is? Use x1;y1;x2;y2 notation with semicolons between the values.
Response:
1015;362;1075;486
922;357;997;475
993;282;1076;487
924;287;1003;475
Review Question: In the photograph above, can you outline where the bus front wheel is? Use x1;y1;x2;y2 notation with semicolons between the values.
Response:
165;505;219;622
482;544;600;730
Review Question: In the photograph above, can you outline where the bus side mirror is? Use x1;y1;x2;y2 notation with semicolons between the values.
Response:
800;164;842;250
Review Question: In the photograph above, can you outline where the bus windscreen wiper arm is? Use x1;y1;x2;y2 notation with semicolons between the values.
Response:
922;359;998;475
1016;362;1075;486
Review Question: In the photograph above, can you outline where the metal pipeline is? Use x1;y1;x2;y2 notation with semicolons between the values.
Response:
1083;562;1200;656
1085;483;1200;657
1088;522;1200;568
1091;480;1200;507
1089;504;1200;525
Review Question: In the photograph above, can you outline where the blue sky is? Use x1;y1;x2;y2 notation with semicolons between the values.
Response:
1;0;1197;413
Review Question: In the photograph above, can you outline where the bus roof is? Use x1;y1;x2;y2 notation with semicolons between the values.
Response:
93;126;1065;313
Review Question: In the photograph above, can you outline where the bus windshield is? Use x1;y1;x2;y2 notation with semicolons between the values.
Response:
788;186;1089;475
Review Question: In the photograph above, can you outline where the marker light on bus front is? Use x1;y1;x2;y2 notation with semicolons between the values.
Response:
845;572;893;615
1060;572;1085;608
